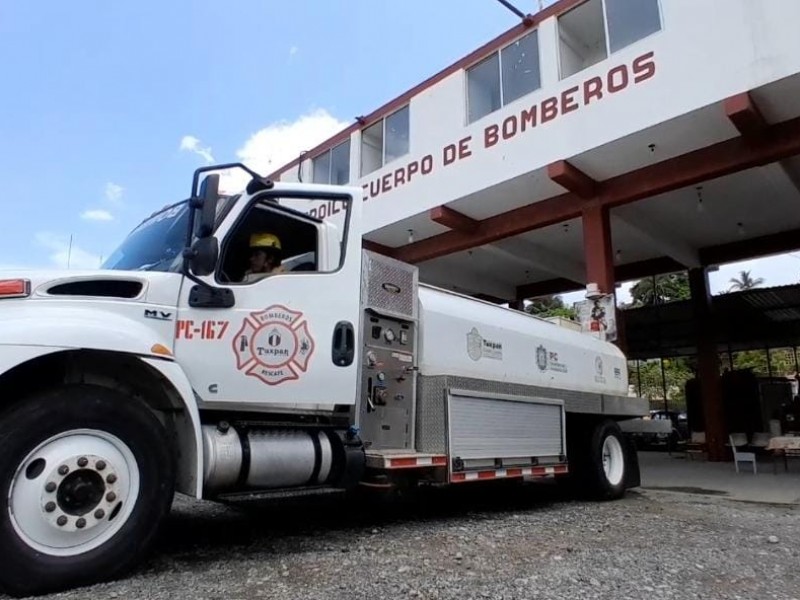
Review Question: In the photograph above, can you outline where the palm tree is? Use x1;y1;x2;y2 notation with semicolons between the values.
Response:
729;270;764;291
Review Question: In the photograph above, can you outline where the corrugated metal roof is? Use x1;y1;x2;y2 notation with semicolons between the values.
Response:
622;284;800;359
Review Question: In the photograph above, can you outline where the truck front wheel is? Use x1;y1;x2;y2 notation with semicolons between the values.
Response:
0;384;175;597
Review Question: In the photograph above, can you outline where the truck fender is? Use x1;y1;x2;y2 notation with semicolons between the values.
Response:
139;357;205;499
0;344;206;500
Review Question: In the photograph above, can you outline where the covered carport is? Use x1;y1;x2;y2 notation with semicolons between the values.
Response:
623;283;800;445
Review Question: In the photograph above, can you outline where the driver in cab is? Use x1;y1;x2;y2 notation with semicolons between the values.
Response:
242;232;285;282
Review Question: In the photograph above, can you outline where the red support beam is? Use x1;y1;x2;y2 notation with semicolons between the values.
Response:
582;205;615;294
394;113;800;265
699;227;800;266
724;92;768;139
516;257;688;300
430;206;480;233
548;160;597;199
362;239;396;256
616;257;686;282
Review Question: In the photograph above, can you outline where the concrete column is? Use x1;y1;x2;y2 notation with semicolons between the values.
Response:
582;205;626;351
582;205;614;294
689;268;726;461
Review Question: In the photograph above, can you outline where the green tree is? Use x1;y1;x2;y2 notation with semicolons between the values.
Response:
628;357;693;410
525;295;578;320
729;270;764;291
629;272;691;307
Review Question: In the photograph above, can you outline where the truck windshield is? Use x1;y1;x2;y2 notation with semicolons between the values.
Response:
101;202;190;272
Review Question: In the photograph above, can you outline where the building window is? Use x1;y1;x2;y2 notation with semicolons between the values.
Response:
360;106;410;176
605;0;662;54
466;30;540;124
558;0;662;79
312;140;351;185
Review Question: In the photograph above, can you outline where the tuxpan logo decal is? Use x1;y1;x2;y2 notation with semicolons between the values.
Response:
466;327;502;361
233;305;315;385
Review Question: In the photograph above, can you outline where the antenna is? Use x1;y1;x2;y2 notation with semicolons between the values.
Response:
493;0;534;22
67;234;73;269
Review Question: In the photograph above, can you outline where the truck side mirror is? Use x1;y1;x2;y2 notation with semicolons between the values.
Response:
185;173;221;277
195;174;220;238
185;237;219;277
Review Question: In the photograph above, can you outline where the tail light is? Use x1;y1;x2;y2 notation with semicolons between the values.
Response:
0;279;31;299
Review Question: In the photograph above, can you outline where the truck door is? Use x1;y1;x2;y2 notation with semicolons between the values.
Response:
173;187;362;412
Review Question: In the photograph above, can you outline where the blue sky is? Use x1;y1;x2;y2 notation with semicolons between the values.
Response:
1;0;798;297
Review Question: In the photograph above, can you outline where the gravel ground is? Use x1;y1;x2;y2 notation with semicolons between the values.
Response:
6;483;800;600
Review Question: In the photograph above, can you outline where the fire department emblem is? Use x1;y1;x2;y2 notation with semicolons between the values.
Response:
232;305;315;385
466;327;483;361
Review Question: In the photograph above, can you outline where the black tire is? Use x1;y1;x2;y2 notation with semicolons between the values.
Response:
584;419;628;501
0;384;175;597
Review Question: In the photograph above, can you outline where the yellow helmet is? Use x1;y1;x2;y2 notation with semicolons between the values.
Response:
249;233;282;251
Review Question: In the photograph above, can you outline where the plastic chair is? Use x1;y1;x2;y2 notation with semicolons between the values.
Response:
685;431;707;460
729;434;757;474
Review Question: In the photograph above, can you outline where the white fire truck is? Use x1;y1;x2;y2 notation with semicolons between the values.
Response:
0;164;647;596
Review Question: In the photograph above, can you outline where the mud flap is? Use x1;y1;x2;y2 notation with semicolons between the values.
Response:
621;433;641;489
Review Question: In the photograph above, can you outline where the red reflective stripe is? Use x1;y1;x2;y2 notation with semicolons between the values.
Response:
389;457;419;468
385;455;448;469
450;464;569;483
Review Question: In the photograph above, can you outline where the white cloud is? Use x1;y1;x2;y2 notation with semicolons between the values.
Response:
289;45;298;57
35;233;102;270
219;108;349;193
180;135;215;164
81;209;114;222
105;182;124;205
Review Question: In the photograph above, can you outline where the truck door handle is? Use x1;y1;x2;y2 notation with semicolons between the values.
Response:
332;321;355;367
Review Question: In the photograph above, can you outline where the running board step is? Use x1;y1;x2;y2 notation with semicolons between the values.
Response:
216;486;346;504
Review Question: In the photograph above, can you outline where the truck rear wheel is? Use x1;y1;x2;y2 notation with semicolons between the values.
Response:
586;419;627;500
0;384;175;597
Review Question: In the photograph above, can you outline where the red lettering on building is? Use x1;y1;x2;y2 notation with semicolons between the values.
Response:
421;155;434;174
541;97;558;123
561;86;579;114
502;115;518;140
369;180;381;198
458;136;472;159
484;124;499;148
443;144;457;166
521;106;537;131
633;51;656;83
308;51;658;209
608;65;629;93
583;77;603;105
408;160;420;180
